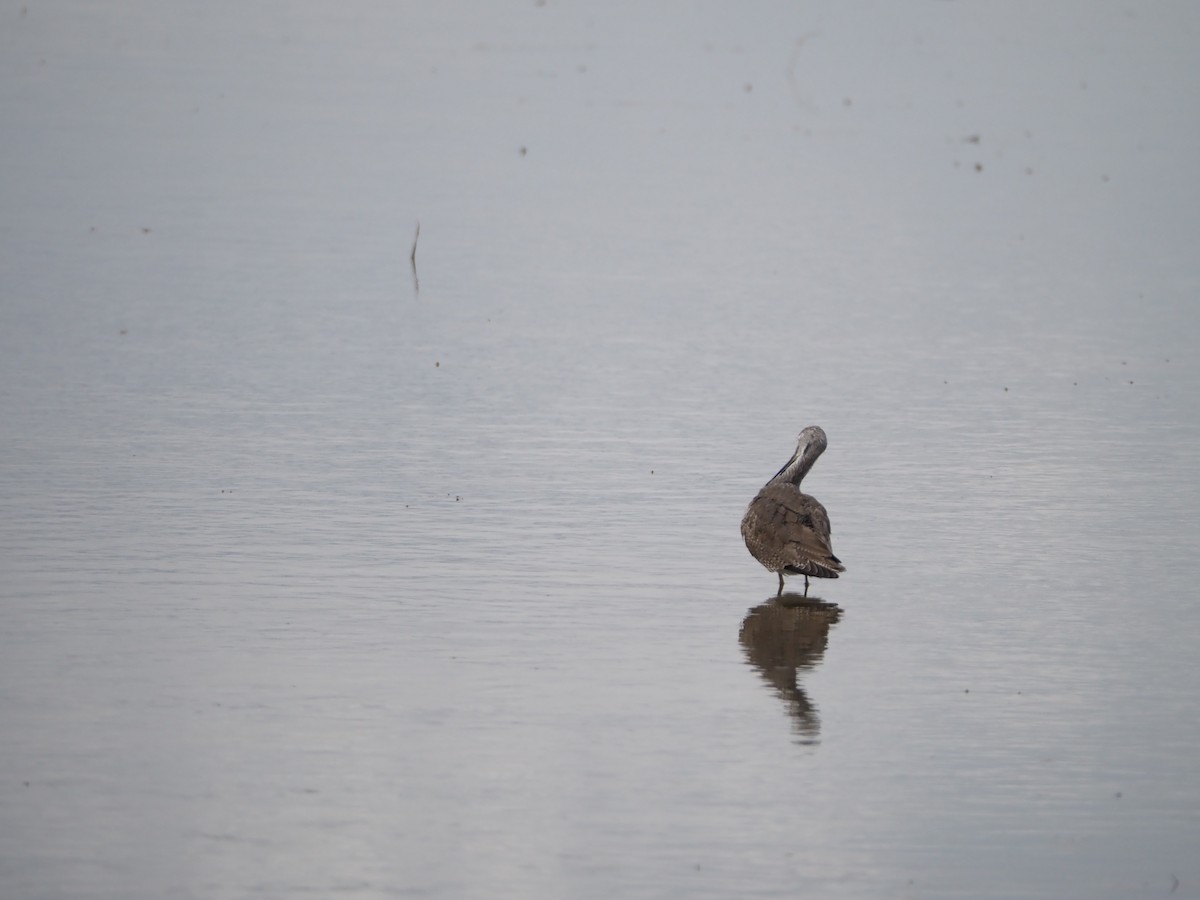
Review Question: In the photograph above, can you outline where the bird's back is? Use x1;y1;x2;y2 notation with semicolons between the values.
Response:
741;482;844;578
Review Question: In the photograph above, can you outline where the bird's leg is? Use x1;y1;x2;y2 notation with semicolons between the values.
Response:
777;571;784;596
803;574;810;596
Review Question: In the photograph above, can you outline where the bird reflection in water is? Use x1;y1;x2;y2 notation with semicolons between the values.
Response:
739;594;842;745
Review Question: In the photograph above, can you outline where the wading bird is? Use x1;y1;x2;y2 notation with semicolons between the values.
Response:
741;426;845;596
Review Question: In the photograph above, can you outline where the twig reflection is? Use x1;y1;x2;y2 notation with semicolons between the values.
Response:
739;594;842;745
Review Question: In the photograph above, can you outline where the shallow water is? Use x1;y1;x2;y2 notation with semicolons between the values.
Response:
2;2;1199;898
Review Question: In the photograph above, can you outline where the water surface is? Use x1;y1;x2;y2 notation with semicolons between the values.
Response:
2;2;1199;898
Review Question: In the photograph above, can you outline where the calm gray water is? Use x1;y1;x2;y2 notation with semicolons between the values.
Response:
3;2;1199;898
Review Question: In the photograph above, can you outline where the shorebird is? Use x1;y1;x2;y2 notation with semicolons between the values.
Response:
741;426;845;596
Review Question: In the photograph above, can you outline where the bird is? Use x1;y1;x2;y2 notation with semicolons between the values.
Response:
741;426;845;596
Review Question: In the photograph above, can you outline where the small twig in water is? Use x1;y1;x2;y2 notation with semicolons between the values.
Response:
409;220;421;294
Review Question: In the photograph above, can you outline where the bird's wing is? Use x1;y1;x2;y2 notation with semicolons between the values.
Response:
754;485;842;568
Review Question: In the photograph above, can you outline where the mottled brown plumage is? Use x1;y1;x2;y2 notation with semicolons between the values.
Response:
741;426;845;595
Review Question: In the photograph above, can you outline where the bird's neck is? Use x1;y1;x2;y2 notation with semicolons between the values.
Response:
772;455;813;487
